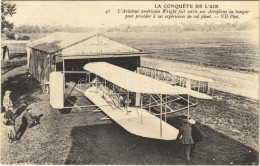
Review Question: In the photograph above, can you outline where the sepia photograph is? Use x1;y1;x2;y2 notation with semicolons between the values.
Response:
1;1;259;165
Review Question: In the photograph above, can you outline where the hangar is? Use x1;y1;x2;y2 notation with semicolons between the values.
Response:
27;32;149;88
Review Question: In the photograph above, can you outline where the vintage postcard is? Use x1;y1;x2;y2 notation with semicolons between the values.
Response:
1;1;259;165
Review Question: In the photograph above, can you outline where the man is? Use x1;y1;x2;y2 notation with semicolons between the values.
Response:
3;107;17;143
189;119;203;157
176;119;194;162
3;90;13;112
22;108;39;128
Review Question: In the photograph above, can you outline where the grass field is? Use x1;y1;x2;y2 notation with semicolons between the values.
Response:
107;31;259;73
1;69;258;164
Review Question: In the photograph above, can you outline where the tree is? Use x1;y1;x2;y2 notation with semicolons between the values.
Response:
1;1;16;32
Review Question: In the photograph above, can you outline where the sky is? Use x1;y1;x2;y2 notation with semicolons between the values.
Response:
7;1;259;28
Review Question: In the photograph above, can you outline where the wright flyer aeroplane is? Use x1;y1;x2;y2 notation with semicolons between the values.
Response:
27;33;213;141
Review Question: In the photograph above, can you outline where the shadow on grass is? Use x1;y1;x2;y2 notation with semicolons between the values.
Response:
16;114;44;140
1;72;41;113
1;71;42;139
65;118;258;165
9;53;27;60
16;119;27;140
59;108;72;114
1;53;27;75
59;96;80;114
15;105;28;118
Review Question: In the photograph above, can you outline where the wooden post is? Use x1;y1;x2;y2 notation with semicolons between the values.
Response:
187;94;190;121
165;95;167;122
62;59;65;98
126;91;129;114
198;81;201;92
95;74;97;87
127;92;129;108
160;94;162;138
118;94;120;107
141;94;143;124
141;94;143;109
207;83;210;94
202;82;205;93
149;94;151;113
54;55;57;72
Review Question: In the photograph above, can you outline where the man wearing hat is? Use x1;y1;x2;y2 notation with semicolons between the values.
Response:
3;90;13;112
176;119;194;162
189;119;203;157
22;108;39;128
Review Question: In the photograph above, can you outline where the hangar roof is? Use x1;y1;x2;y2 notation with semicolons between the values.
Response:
27;32;143;55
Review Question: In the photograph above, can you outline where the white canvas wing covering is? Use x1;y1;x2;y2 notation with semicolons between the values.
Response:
84;62;212;99
84;62;188;95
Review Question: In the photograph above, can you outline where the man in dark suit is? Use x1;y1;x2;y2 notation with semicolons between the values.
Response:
22;108;39;128
189;119;203;157
3;108;18;143
176;119;194;161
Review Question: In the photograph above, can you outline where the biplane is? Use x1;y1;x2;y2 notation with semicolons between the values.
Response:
49;62;213;140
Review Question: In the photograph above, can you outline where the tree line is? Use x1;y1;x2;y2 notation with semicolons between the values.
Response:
13;21;257;34
107;21;258;33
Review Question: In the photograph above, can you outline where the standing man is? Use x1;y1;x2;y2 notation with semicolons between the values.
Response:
176;119;194;162
189;119;203;157
3;90;13;112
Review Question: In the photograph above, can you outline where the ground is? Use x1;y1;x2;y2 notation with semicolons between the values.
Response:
1;60;258;165
0;68;258;164
1;33;259;164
